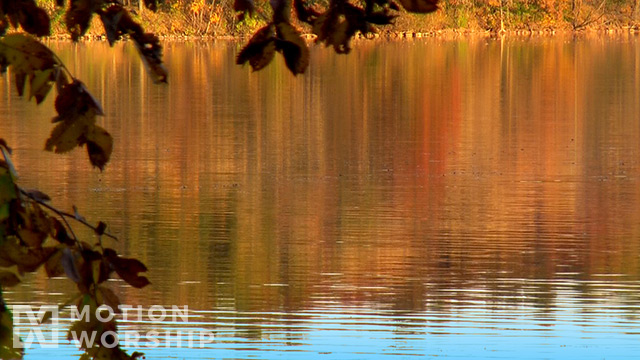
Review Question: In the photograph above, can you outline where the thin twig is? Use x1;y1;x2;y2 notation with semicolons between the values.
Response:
18;187;119;242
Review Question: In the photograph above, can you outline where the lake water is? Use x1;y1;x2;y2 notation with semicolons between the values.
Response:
1;35;640;359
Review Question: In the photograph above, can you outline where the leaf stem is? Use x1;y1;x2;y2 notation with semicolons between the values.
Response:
18;187;119;242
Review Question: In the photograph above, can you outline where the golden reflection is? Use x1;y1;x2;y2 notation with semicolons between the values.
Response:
1;36;640;317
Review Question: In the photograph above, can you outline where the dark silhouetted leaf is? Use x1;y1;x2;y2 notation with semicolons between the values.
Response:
45;108;98;153
104;248;150;288
275;22;309;75
94;221;107;236
234;0;255;20
270;0;291;22
237;25;277;72
143;0;157;11
0;267;20;287
84;126;113;170
132;33;168;84
91;258;111;284
45;80;114;166
66;0;103;41
61;247;82;283
45;247;67;278
50;218;74;245
17;1;51;37
396;0;438;13
0;0;50;37
294;0;320;24
98;5;168;83
366;10;397;25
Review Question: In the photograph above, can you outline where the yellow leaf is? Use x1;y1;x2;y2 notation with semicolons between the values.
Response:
45;108;97;154
28;69;54;104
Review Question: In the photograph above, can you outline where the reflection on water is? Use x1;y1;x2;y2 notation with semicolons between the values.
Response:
2;35;640;359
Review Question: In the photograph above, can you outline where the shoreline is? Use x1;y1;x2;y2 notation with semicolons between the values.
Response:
41;25;640;42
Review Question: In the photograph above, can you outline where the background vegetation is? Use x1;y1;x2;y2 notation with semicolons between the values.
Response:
38;0;640;38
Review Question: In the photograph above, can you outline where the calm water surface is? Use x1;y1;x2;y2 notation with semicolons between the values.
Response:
1;35;640;359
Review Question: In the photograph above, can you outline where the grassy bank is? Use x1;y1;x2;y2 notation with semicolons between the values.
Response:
39;0;640;39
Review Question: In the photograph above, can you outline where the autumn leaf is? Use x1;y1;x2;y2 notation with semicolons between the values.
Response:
45;247;66;278
0;0;50;37
270;0;291;22
396;0;439;13
0;34;61;104
50;218;74;245
0;237;56;273
66;0;104;41
143;0;157;11
234;0;255;20
103;248;150;288
45;80;114;168
84;126;113;171
16;201;51;248
0;267;21;287
294;0;320;24
96;286;121;311
0;165;17;211
275;22;309;75
45;108;98;153
17;1;51;37
61;247;83;283
237;24;277;72
98;5;168;83
98;5;134;46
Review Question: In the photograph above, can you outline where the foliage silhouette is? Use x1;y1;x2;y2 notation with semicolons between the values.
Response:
0;0;162;359
237;0;439;73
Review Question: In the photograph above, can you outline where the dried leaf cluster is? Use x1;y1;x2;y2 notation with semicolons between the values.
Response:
236;0;439;74
0;1;165;359
0;147;150;360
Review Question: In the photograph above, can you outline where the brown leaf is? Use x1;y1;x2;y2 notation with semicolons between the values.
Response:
396;0;438;13
294;0;320;24
275;22;309;75
96;286;121;311
84;125;113;170
0;238;56;273
270;0;291;23
98;5;129;46
45;108;97;153
237;25;277;72
45;248;66;278
66;0;103;41
18;1;51;37
91;258;111;284
234;0;255;16
95;221;107;236
104;248;150;288
50;218;74;245
0;268;21;287
132;33;168;84
46;80;112;167
61;247;83;283
143;0;157;11
16;201;51;248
